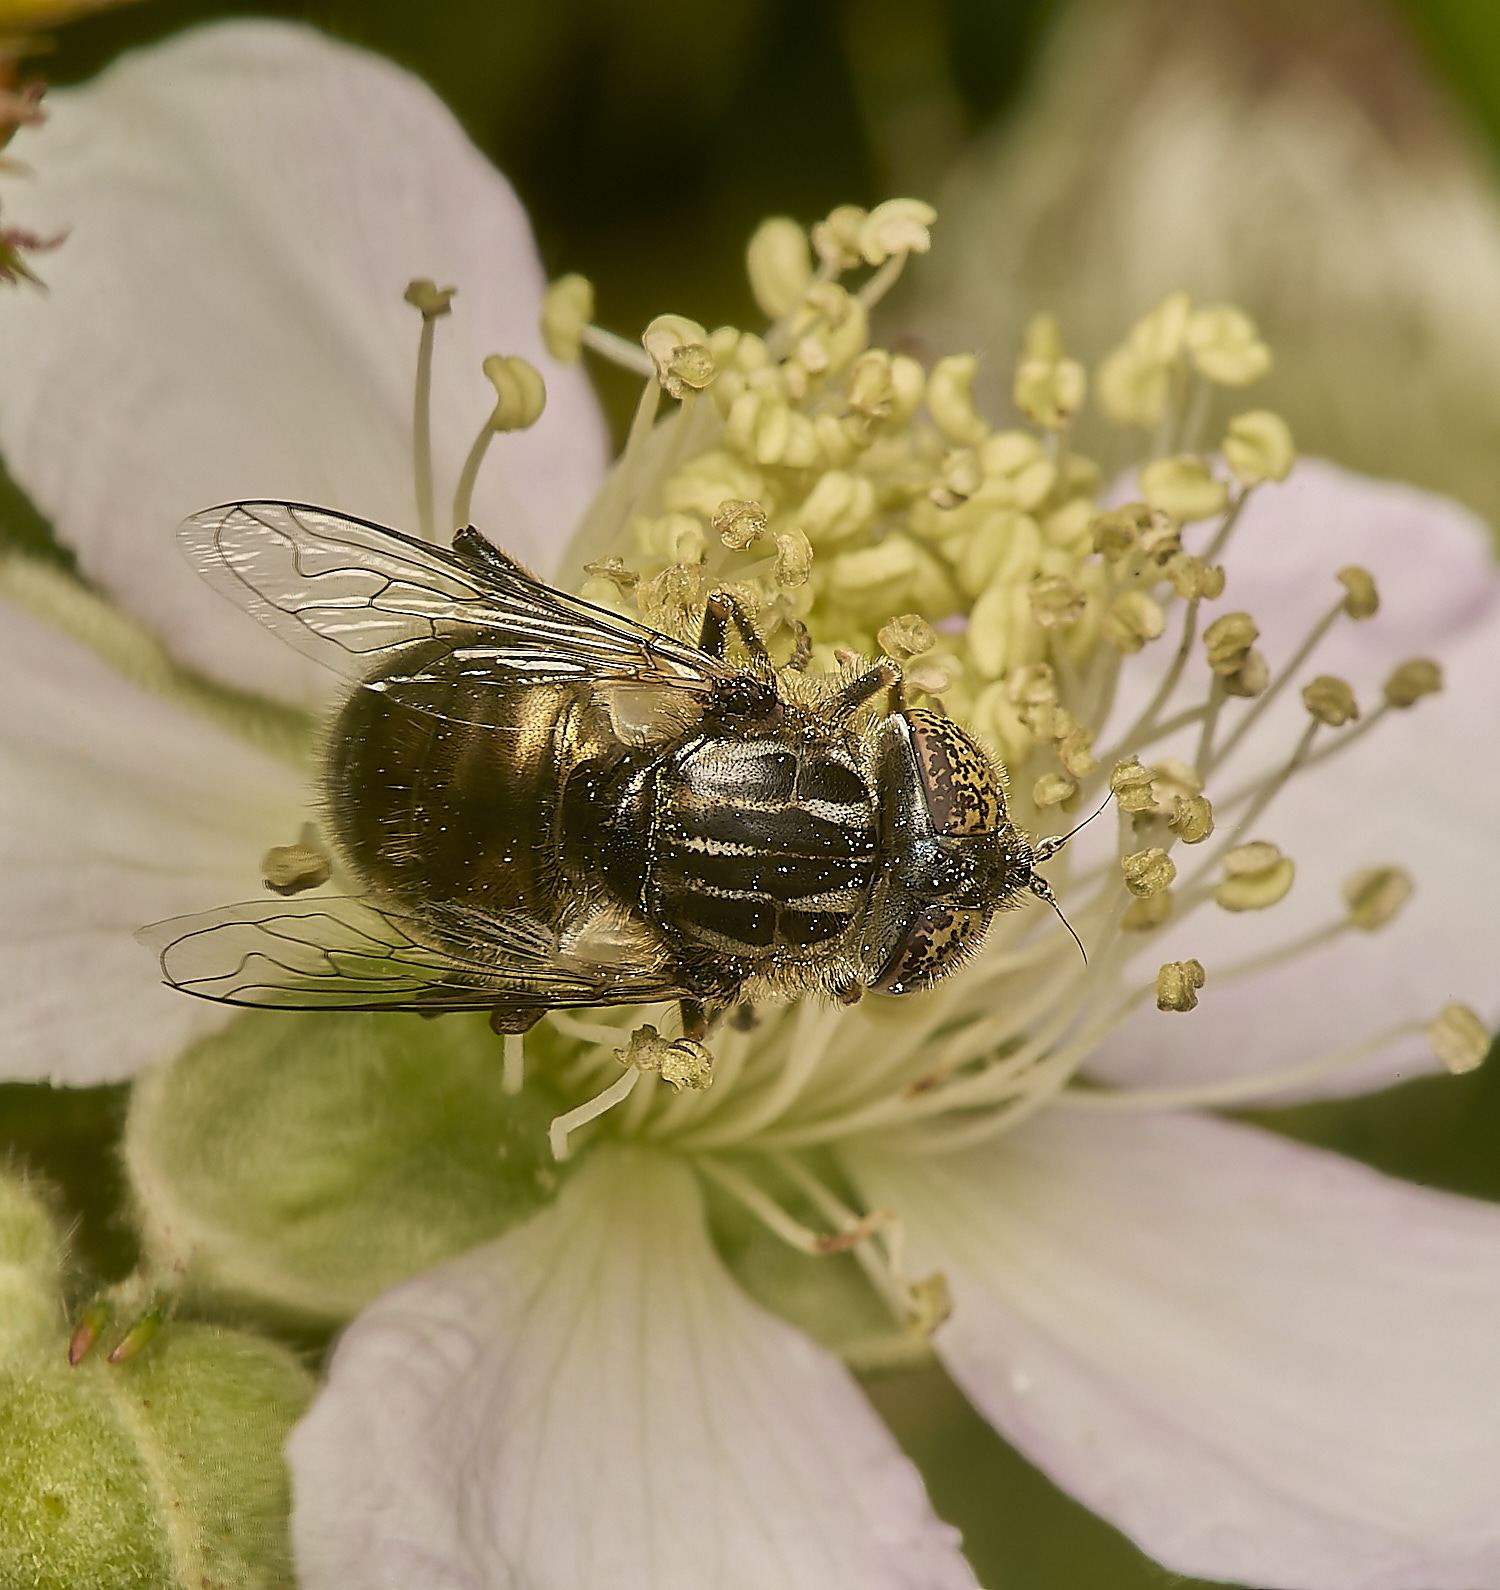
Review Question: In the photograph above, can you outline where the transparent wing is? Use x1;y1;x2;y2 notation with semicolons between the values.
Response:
179;501;727;692
138;896;692;1014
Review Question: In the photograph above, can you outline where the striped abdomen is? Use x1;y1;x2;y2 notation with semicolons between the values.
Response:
647;735;879;961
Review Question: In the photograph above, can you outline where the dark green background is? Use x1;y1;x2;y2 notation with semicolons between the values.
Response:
4;2;1500;1586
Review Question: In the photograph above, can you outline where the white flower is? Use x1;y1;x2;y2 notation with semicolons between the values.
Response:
4;22;1500;1590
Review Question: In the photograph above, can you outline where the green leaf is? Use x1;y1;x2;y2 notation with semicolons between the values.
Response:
125;1009;566;1323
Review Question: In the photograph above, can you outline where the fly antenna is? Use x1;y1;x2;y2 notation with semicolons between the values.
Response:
1028;873;1087;964
1028;792;1109;963
1032;792;1113;863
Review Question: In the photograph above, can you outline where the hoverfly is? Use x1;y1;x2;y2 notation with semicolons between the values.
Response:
142;503;1065;1038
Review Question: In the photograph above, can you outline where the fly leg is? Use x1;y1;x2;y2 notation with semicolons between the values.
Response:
490;1004;545;1035
679;997;710;1042
699;590;771;666
827;659;905;723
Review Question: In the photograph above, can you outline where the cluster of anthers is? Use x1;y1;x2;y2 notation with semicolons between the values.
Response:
405;198;1486;1358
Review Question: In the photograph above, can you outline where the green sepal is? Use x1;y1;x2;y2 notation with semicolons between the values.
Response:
0;1172;312;1589
0;1170;65;1360
125;1009;566;1324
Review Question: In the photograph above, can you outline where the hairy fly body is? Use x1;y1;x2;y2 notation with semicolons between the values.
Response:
143;503;1063;1037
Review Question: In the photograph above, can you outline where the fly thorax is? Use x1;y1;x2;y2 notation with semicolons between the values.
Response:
643;730;880;962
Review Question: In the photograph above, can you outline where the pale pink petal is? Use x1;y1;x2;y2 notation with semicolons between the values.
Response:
1092;460;1500;1097
290;1146;976;1590
848;1110;1500;1590
0;595;307;1082
0;20;608;705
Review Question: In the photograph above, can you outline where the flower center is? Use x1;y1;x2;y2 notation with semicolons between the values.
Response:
404;208;1475;1348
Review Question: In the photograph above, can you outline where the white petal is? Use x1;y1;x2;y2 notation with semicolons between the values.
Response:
0;596;306;1082
0;21;608;704
848;1111;1500;1590
289;1145;975;1590
1092;460;1500;1097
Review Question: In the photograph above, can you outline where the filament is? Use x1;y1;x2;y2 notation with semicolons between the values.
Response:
549;1067;639;1161
413;313;438;542
502;1034;525;1096
450;418;495;533
1053;1020;1422;1113
580;324;654;377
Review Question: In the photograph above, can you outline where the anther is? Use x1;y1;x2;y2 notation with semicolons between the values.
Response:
772;530;813;590
541;273;594;362
1222;409;1296;486
904;1271;953;1335
482;354;546;432
1149;757;1203;805
926;355;989;447
1123;847;1176;897
1136;514;1182;564
1140;455;1229;523
1383;658;1442;707
617;1024;714;1093
1014;352;1086;430
1302;675;1359;727
642;314;716;399
1222;649;1269;698
1108;757;1157;813
1102;590;1166;654
857;198;936;266
1156;958;1206;1012
846;349;895;418
1214;841;1295;911
1336;566;1379;620
1203;611;1259;675
1167;554;1225;601
1184;306;1270;385
1030;573;1087;629
261;839;330;896
747;218;811;319
1167;793;1214;844
1427;1004;1490;1075
1056;727;1098;778
581;556;639;594
1033;772;1077;809
811;204;867;272
1091;504;1149;561
1121;890;1173;932
404;279;455;319
712;498;768;549
878;614;937;658
1343;865;1413;931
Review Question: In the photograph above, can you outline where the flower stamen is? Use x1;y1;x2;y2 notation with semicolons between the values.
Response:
501;1034;525;1096
1054;1019;1427;1113
1209;594;1348;773
403;279;455;542
450;354;546;531
549;1067;640;1162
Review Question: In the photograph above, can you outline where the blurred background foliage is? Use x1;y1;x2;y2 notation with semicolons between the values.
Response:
4;1;1500;1586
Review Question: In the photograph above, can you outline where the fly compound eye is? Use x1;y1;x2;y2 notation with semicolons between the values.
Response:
903;709;1003;836
873;905;991;995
